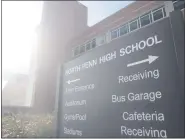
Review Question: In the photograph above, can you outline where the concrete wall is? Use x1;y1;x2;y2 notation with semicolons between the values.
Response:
33;1;87;112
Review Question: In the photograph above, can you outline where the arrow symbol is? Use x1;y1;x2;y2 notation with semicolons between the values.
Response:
66;78;80;84
127;55;159;67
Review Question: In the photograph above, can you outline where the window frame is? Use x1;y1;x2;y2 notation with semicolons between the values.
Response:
73;46;80;57
162;7;166;17
119;23;129;36
96;34;106;47
129;19;139;32
91;38;97;48
140;12;152;27
79;45;85;54
85;41;92;51
111;29;119;40
152;7;164;22
72;6;167;58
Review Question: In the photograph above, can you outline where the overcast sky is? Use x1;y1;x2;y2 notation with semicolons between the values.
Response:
2;1;133;75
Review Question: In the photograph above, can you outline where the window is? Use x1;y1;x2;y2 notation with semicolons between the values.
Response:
91;38;96;48
74;47;79;56
119;24;129;36
96;35;106;46
79;45;85;53
129;19;138;32
71;6;169;57
173;0;185;11
152;8;163;21
111;29;118;40
85;41;91;51
140;13;151;27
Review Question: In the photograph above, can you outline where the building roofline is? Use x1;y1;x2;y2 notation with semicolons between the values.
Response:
70;1;165;47
77;1;87;9
89;1;135;28
70;1;144;44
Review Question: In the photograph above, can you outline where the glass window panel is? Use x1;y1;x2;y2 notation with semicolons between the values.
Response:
120;24;128;36
153;9;163;21
72;49;75;57
79;45;85;53
74;47;79;56
140;14;151;27
100;36;105;44
111;29;118;40
129;20;138;32
85;41;91;51
91;39;96;48
97;35;106;46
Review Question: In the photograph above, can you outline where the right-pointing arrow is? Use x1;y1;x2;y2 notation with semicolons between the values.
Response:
127;55;159;67
148;55;159;64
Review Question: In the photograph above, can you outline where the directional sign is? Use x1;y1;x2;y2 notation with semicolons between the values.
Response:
127;55;159;67
60;17;184;138
66;78;80;84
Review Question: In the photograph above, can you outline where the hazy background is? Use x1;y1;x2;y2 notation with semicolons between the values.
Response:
2;1;133;90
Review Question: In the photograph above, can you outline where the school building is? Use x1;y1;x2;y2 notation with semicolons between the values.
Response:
32;1;184;112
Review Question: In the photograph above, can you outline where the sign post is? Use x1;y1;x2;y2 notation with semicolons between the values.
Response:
57;13;184;138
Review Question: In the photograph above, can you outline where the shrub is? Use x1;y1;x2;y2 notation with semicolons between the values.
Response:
2;113;55;138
